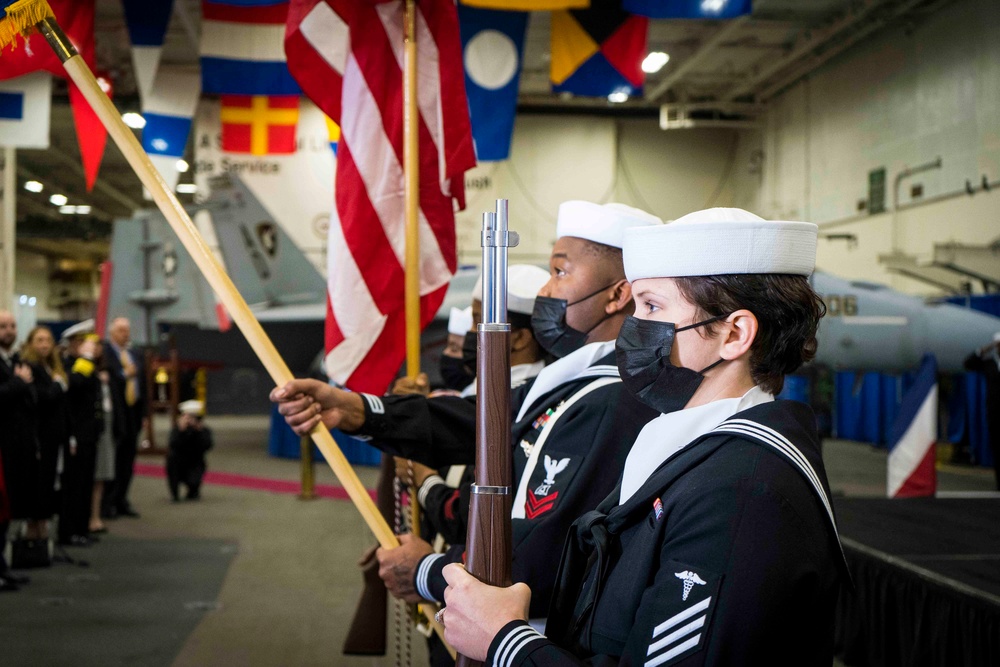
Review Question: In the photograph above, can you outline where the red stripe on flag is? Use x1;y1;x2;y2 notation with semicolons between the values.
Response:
203;2;289;24
894;444;937;498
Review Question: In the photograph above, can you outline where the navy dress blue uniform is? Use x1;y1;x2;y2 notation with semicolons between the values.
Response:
484;401;848;667
352;343;658;619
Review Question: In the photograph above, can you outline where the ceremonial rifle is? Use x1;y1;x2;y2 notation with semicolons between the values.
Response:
459;201;519;667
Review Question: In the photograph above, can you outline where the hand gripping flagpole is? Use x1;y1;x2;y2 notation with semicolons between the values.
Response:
458;200;518;667
1;3;400;547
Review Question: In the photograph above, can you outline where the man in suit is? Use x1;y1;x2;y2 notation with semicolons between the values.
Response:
103;317;146;518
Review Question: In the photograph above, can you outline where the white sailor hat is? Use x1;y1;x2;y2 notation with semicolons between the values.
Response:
60;318;95;342
992;331;1000;343
179;399;205;416
471;264;550;315
556;201;662;249
624;207;818;281
448;307;473;336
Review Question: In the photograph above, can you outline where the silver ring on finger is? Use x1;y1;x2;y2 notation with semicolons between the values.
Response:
434;608;445;627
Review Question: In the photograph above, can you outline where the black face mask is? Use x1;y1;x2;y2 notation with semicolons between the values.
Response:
439;354;475;391
615;315;727;414
531;283;618;359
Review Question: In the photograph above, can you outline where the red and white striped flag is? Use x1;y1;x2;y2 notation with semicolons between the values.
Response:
285;0;476;394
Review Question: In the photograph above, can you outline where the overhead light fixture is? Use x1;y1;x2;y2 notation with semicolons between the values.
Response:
59;205;76;214
28;297;37;307
24;180;44;193
122;112;146;129
176;159;190;173
642;52;670;74
176;183;197;194
18;295;27;305
76;205;92;214
608;91;629;104
50;194;68;206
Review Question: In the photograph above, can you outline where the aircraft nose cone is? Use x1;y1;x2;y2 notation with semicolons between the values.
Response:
922;305;1000;372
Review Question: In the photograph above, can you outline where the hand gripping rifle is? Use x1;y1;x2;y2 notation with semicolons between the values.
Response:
458;201;519;667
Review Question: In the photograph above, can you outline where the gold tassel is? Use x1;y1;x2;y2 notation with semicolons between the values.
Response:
0;0;55;52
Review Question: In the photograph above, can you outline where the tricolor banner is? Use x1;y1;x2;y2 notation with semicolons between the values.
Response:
458;4;527;162
0;73;51;149
141;67;201;193
201;0;301;96
122;0;175;104
887;354;938;498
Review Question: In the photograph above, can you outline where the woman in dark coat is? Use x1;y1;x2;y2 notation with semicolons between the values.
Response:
19;326;70;540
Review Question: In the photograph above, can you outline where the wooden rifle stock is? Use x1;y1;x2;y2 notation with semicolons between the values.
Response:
459;203;518;667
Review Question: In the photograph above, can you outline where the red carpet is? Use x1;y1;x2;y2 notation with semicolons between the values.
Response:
134;462;377;501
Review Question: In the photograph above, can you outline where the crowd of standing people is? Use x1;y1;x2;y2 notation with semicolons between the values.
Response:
0;312;146;592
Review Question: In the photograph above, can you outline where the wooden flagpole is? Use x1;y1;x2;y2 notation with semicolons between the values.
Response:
403;0;422;536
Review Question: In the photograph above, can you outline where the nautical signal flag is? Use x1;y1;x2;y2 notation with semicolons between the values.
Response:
142;68;201;193
121;0;175;104
887;354;938;498
0;73;51;149
220;95;299;155
551;0;648;98
201;0;300;96
624;0;752;19
458;4;528;162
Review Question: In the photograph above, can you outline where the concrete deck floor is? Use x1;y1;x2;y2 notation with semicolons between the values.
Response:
0;414;995;666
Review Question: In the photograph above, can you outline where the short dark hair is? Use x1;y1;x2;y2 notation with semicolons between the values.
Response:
673;274;825;395
580;240;625;280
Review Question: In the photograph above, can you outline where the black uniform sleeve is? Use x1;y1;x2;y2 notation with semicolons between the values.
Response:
487;621;579;667
414;545;463;603
352;393;478;468
419;475;470;546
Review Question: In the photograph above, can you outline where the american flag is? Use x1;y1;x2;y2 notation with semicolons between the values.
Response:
285;0;476;394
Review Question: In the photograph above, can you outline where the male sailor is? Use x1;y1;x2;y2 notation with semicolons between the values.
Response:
398;263;551;549
272;201;662;626
438;208;849;667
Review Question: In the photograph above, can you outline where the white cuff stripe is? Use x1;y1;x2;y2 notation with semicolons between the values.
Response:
361;393;385;414
417;475;446;508
647;615;705;656
493;626;533;667
415;553;444;602
645;633;701;667
495;625;544;667
653;596;711;636
503;632;546;667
